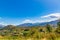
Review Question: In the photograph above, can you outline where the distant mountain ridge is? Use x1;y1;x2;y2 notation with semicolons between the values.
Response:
0;20;58;28
0;24;5;28
18;20;58;27
18;23;34;27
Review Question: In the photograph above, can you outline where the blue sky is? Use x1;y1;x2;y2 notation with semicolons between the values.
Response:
0;0;60;25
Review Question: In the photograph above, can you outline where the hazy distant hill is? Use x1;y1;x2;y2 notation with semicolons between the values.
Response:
0;20;58;28
18;23;34;27
0;24;4;28
18;20;58;27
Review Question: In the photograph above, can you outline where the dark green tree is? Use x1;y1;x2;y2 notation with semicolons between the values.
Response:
56;20;60;33
57;20;60;27
46;24;52;32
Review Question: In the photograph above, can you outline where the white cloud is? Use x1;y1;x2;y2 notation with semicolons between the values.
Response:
41;13;60;18
21;13;60;24
0;22;7;26
0;13;60;25
21;19;35;23
40;13;60;22
21;19;44;24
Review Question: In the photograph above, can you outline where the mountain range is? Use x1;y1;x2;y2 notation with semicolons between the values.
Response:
18;20;58;27
0;24;5;28
0;20;58;28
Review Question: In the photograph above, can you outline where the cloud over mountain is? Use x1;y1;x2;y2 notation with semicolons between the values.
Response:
21;19;34;23
21;13;60;24
41;13;60;18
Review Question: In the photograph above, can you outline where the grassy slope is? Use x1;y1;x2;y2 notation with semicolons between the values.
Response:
0;26;60;40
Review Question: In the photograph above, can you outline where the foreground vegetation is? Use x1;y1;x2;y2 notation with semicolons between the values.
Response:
0;22;60;40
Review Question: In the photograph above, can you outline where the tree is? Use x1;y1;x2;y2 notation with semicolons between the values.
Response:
46;24;52;33
57;20;60;28
56;20;60;33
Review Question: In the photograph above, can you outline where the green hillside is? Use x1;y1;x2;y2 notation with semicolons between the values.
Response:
0;22;60;40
